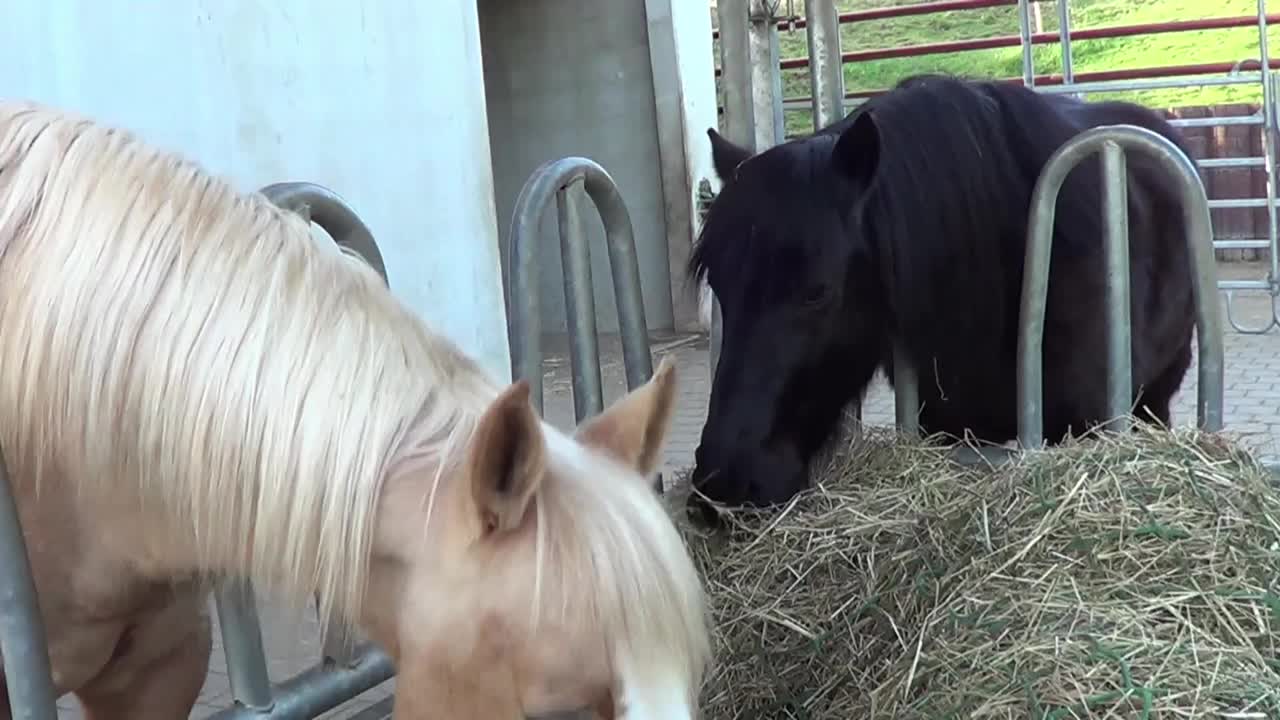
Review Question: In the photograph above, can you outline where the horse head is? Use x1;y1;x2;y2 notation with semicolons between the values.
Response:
366;356;711;719
687;116;892;523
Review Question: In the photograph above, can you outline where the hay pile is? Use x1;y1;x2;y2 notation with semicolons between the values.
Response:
679;424;1280;719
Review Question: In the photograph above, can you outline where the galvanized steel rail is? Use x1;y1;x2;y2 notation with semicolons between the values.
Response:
0;448;58;720
1015;125;1225;445
506;156;655;425
209;181;396;719
892;124;1225;450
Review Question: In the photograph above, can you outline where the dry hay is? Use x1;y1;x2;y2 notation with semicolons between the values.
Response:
677;423;1280;719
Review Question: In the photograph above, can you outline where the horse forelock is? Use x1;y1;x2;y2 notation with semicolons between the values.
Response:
0;99;496;629
689;136;845;300
534;429;711;706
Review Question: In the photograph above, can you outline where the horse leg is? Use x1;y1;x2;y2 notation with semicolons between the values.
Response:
1135;343;1194;428
73;593;212;720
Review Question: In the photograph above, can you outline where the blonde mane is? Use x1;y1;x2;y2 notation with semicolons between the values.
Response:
0;100;498;623
537;430;712;705
0;102;710;703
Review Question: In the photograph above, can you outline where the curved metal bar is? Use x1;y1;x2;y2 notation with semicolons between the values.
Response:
259;182;390;286
0;449;58;720
207;644;394;720
506;156;655;420
1018;123;1225;448
211;181;395;716
1223;289;1280;333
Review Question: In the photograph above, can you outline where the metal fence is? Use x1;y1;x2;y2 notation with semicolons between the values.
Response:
0;182;399;720
503;156;661;489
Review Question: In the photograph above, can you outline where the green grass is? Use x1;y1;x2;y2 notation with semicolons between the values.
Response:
714;0;1278;137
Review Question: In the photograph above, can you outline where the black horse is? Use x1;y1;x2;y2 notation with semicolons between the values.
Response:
687;73;1198;519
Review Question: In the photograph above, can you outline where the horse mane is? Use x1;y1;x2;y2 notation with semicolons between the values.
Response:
852;74;1189;371
535;430;711;702
0;101;498;624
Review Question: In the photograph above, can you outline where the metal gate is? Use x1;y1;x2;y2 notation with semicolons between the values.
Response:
890;124;1226;461
0;182;398;720
504;156;660;489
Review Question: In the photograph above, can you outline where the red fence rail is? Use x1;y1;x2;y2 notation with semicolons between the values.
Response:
714;13;1278;78
711;0;1018;39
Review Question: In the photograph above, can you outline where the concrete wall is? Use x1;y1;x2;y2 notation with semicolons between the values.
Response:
479;0;677;335
0;0;513;380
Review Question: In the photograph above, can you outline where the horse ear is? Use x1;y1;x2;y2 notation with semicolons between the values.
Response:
574;355;678;477
708;128;753;183
466;379;547;535
832;110;881;189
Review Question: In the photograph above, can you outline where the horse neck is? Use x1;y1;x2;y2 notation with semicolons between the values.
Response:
191;305;495;626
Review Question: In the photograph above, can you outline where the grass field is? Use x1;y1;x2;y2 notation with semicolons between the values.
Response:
720;0;1279;136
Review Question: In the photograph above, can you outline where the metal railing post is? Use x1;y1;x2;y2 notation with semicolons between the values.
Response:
208;181;397;719
214;580;275;712
505;157;658;487
1017;124;1225;447
749;0;785;150
0;448;58;720
804;0;844;131
1016;0;1036;87
1056;0;1077;93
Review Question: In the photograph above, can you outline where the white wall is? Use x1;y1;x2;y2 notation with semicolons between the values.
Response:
0;0;513;380
662;0;720;332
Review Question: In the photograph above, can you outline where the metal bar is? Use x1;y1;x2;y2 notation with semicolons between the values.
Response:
1220;279;1276;290
260;183;389;672
709;292;724;383
1215;239;1275;249
1017;124;1224;448
758;14;1280;71
748;0;784;149
506;157;655;416
1198;156;1266;168
817;64;1274;103
1170;114;1263;128
1208;198;1280;209
258;183;389;285
557;181;606;422
1035;71;1270;94
216;180;391;711
215;580;275;711
1256;0;1279;288
1017;0;1035;86
1057;0;1076;89
1100;141;1133;431
207;645;394;720
893;340;920;438
712;0;1018;35
0;450;58;720
804;0;846;130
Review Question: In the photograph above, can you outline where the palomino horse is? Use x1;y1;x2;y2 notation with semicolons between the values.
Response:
0;102;710;719
688;73;1198;519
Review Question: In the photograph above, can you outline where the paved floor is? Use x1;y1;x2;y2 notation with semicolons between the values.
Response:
52;261;1280;718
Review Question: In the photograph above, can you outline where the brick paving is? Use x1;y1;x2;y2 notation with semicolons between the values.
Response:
52;263;1280;718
